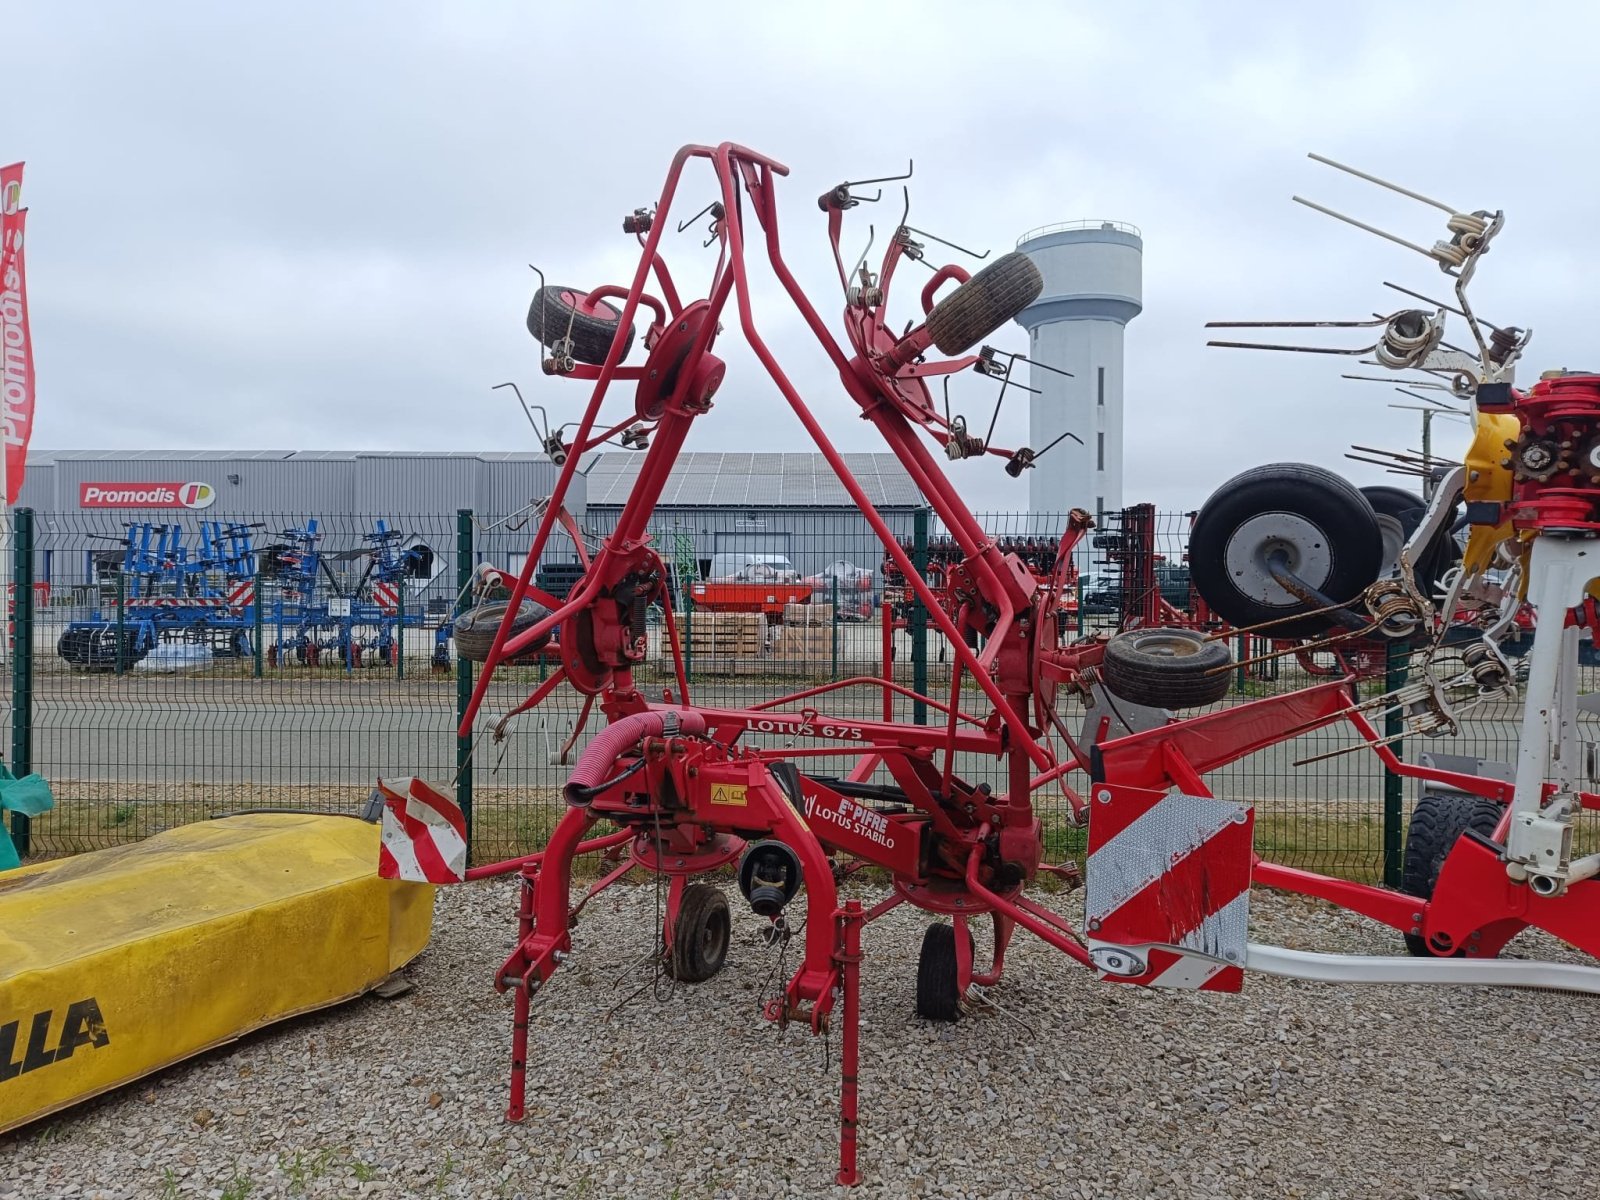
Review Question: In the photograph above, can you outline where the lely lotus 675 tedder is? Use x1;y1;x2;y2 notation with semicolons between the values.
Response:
378;143;1600;1186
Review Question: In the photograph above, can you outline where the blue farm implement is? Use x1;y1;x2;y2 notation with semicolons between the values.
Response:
261;519;449;670
58;522;262;670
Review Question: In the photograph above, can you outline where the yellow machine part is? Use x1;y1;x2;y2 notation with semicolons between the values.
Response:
1462;411;1519;575
0;814;433;1135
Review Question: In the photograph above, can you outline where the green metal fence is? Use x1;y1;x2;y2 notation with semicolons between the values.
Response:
4;505;1588;883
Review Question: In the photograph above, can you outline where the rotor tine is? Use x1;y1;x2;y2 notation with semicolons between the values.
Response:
1207;340;1378;356
1307;153;1459;215
1290;195;1438;260
1205;317;1390;329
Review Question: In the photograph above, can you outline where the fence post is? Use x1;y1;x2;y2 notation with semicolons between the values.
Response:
911;508;929;726
115;568;126;677
455;510;475;861
1236;632;1248;694
10;508;34;858
1382;638;1408;886
395;583;405;680
831;576;839;682
252;567;264;678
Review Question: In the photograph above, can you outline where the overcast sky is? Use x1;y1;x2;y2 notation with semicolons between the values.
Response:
7;1;1597;514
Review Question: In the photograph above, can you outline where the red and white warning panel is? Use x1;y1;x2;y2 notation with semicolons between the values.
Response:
1084;783;1254;991
376;777;467;884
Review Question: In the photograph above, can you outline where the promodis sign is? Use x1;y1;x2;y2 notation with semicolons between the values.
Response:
79;482;217;510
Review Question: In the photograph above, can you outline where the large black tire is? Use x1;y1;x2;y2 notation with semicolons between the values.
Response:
451;598;552;664
666;883;731;983
1101;627;1232;709
925;252;1043;356
526;285;636;365
1400;792;1503;957
1189;463;1382;639
915;922;966;1022
1360;485;1461;603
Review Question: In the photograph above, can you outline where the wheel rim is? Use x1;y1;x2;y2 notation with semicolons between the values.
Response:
1222;512;1333;606
1131;632;1201;659
1373;513;1406;575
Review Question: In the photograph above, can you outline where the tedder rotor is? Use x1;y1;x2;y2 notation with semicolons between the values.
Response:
375;144;1600;1187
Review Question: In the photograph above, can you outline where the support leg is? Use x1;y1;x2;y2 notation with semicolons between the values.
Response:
1507;536;1598;889
507;866;537;1123
835;899;864;1188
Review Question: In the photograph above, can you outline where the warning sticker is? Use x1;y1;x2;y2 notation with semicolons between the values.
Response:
709;784;748;807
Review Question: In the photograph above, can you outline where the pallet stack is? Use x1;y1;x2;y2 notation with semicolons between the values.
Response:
773;602;834;666
684;611;765;673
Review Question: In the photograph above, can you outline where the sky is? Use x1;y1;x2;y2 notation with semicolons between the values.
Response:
5;0;1598;514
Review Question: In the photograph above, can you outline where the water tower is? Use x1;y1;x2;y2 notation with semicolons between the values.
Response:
1012;221;1143;523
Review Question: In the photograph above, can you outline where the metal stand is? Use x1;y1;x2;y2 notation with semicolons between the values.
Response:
1506;535;1596;893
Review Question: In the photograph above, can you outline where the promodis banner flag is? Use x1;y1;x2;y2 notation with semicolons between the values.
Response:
1;161;34;506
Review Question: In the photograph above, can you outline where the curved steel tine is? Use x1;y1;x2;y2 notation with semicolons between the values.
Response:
1207;340;1379;356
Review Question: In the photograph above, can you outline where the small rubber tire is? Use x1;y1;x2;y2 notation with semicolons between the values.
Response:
666;883;731;983
527;285;636;365
1400;791;1503;957
915;922;966;1022
925;252;1043;356
1189;462;1382;639
451;598;552;663
1101;627;1232;709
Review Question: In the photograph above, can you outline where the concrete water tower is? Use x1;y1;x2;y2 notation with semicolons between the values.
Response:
1012;221;1143;521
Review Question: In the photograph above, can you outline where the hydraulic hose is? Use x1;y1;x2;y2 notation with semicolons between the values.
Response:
563;709;708;807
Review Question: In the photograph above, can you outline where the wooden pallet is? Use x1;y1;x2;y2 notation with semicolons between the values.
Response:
685;612;765;655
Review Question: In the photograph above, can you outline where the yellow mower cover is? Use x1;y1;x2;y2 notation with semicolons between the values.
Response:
0;813;433;1135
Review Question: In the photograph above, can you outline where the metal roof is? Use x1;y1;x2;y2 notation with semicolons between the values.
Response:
584;451;923;508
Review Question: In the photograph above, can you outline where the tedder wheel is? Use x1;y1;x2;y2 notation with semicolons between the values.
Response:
1101;627;1232;709
915;922;971;1022
925;252;1044;356
451;598;552;664
666;883;731;983
1400;792;1504;957
526;285;636;366
1359;485;1461;602
1188;462;1382;640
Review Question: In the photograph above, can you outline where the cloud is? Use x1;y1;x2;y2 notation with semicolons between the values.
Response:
8;0;1597;514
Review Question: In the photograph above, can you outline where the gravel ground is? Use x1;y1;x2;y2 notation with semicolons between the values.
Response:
4;880;1598;1200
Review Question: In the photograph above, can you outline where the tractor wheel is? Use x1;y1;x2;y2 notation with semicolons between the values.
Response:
915;922;969;1022
526;285;636;365
1401;792;1504;957
1101;627;1232;709
925;252;1044;356
666;883;731;983
1189;463;1382;639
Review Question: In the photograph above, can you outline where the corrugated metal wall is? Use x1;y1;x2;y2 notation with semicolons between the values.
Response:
586;504;921;580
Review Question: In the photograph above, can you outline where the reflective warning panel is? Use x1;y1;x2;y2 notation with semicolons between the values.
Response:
1084;784;1253;992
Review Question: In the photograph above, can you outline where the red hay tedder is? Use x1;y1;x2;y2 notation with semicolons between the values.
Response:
378;143;1600;1187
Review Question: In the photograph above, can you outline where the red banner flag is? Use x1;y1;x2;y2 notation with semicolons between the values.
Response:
1;161;34;506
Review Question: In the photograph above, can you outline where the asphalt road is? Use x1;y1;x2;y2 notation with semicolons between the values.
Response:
26;685;1562;812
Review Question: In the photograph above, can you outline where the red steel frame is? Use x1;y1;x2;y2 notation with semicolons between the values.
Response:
461;142;1109;1184
450;141;1600;1186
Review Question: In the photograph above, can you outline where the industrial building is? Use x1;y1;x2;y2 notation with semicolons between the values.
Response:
14;448;926;600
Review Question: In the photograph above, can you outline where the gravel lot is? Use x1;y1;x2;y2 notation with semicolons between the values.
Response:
4;879;1597;1200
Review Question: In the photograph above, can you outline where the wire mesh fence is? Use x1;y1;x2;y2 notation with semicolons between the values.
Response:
5;505;1592;884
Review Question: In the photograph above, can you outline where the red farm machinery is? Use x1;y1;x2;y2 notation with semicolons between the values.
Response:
377;144;1600;1186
